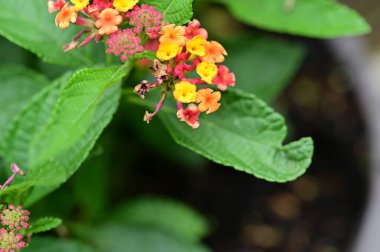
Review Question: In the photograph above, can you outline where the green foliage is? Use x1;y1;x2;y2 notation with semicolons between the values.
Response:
214;0;370;38
141;0;194;25
112;197;209;242
0;0;370;250
225;35;305;101
0;0;96;66
0;65;49;143
25;237;94;252
0;66;129;205
28;217;62;234
129;90;313;182
73;223;210;252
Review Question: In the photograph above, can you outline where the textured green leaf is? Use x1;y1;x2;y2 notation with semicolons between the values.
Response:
73;223;210;252
28;217;62;234
112;197;209;242
141;0;194;25
214;0;370;38
29;66;127;166
25;237;94;252
0;0;96;66
0;65;49;143
1;74;69;169
0;65;129;205
225;35;305;101
128;90;313;182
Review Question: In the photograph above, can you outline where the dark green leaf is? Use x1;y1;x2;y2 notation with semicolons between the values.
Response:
112;197;209;242
214;0;370;38
0;65;49;143
226;35;305;101
73;223;210;252
0;0;97;66
28;217;62;234
25;237;94;252
72;145;111;220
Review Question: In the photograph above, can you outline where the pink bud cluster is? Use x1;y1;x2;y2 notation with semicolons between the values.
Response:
106;29;144;61
0;205;30;231
0;204;30;252
127;4;163;39
0;229;25;252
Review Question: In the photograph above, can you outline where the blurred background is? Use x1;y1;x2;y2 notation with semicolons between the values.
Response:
2;0;380;251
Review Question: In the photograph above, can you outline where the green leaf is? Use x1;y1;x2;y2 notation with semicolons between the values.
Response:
25;237;94;252
112;197;209;242
128;90;313;182
1;74;69;169
0;37;31;66
225;35;305;101
29;65;127;166
0;65;129;205
141;0;194;25
72;223;210;252
0;0;96;66
28;217;62;234
0;65;49;143
214;0;370;38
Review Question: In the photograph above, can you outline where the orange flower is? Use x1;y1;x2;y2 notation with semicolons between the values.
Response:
201;41;227;63
95;8;123;35
55;4;77;30
196;88;221;114
159;24;186;47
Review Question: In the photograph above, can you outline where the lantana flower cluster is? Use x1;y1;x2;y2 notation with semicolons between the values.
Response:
48;0;236;128
0;205;30;252
140;20;236;128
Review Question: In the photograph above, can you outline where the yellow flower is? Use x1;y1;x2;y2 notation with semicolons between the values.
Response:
71;0;89;11
160;24;186;47
156;41;180;61
173;81;197;103
113;0;138;12
196;61;218;84
186;35;207;57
